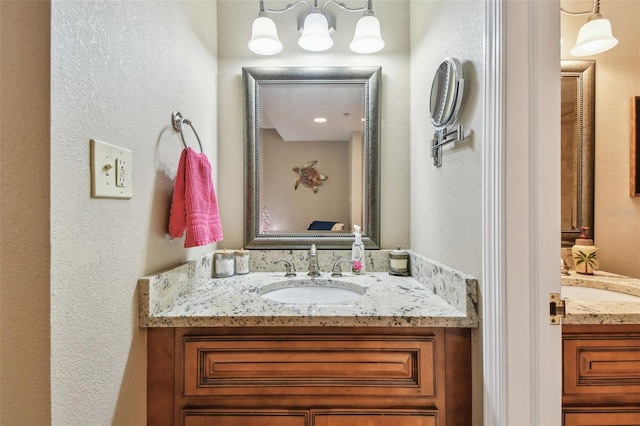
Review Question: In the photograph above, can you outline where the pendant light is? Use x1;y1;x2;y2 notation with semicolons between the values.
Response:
298;9;333;52
248;14;283;55
562;0;618;57
571;14;618;57
350;6;385;54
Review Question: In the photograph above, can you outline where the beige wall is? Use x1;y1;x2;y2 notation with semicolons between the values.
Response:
0;2;51;424
261;130;350;232
49;1;218;423
561;0;640;278
216;0;411;250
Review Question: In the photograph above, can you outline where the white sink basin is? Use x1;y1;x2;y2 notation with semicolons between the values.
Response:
561;285;640;302
259;279;365;304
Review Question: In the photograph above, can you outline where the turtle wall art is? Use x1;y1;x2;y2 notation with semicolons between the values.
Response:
292;160;328;193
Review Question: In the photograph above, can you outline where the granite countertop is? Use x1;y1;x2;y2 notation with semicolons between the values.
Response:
138;250;478;328
562;270;640;324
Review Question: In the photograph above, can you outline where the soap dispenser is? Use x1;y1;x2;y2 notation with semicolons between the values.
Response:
351;225;366;274
571;226;598;275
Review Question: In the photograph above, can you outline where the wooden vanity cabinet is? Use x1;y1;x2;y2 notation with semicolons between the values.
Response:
148;327;471;426
562;324;640;424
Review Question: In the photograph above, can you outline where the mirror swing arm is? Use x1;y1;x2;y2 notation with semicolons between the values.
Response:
429;58;466;167
431;124;465;167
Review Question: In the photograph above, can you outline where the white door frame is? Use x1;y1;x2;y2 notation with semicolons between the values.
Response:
483;0;562;424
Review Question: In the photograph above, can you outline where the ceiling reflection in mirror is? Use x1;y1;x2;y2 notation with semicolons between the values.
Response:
242;67;381;249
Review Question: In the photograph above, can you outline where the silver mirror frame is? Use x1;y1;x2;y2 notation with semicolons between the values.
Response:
429;58;465;167
561;60;595;246
430;58;464;130
242;67;381;250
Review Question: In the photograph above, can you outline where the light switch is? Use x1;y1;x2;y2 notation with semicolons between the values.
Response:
90;139;133;199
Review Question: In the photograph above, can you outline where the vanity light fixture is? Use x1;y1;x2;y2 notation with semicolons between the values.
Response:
248;0;385;55
313;117;328;123
561;0;618;57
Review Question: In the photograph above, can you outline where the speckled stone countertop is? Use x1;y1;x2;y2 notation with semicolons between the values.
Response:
138;250;478;328
562;270;640;324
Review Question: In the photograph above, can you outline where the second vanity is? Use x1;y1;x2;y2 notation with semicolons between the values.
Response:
560;270;640;424
139;249;478;426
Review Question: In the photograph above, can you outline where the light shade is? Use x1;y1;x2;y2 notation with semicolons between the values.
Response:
350;15;385;54
248;16;283;55
298;12;333;52
570;16;618;57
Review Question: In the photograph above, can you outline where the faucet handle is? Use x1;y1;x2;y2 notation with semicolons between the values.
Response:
331;259;354;277
274;259;296;277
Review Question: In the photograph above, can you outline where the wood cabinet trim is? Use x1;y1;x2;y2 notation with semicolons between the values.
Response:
148;328;175;425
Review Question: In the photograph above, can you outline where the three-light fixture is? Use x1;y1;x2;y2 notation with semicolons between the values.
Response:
248;0;385;55
562;0;618;57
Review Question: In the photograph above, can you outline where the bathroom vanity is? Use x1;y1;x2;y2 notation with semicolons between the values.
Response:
139;250;478;426
561;271;640;424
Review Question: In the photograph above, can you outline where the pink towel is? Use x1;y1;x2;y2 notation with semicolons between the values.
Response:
168;148;223;248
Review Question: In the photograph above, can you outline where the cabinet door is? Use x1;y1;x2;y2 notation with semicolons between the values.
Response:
563;325;640;408
312;410;437;426
183;409;308;426
564;411;640;425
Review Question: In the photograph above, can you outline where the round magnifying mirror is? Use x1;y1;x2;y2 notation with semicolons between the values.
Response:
429;58;464;130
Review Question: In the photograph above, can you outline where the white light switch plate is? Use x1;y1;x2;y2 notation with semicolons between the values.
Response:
90;139;133;199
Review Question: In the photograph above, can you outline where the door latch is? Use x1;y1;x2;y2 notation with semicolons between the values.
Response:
549;293;565;325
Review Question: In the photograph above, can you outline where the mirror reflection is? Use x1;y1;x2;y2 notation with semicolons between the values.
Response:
242;67;381;249
561;60;595;246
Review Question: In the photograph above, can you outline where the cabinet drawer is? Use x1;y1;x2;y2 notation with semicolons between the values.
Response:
312;409;437;426
183;335;436;399
564;410;640;425
563;337;640;396
183;409;308;426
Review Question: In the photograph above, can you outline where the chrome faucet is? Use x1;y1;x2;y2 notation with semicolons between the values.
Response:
331;259;354;277
274;259;297;277
308;244;321;277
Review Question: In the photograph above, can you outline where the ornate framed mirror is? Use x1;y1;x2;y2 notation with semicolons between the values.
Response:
561;60;595;246
242;67;381;249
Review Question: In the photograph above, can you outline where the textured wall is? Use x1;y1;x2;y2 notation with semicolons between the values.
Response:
216;0;411;251
0;2;51;424
50;1;217;423
561;0;640;278
409;1;484;279
409;3;484;424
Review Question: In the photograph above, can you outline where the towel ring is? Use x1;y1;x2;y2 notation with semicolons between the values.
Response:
171;111;203;153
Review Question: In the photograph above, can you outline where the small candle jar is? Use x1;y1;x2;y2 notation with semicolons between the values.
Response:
213;250;235;278
234;249;250;275
389;247;410;276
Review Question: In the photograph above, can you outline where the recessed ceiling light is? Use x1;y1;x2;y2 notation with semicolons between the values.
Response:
314;117;327;123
